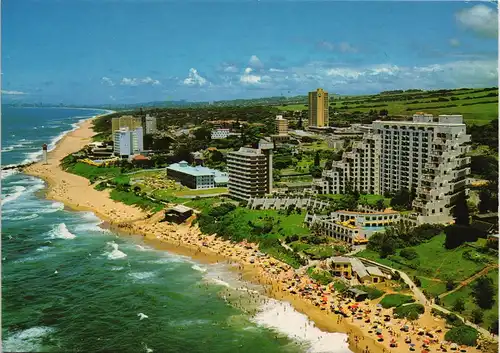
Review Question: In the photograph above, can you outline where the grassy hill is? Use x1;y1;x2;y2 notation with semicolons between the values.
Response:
277;87;498;125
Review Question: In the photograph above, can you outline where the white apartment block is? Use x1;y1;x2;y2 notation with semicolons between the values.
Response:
315;114;471;224
144;114;157;134
211;128;231;139
113;127;144;157
227;139;274;200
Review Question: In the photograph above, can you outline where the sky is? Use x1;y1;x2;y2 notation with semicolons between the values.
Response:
1;0;498;105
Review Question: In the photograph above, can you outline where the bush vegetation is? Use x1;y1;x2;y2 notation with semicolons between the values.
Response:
379;294;415;308
354;286;384;300
393;304;424;320
444;325;479;346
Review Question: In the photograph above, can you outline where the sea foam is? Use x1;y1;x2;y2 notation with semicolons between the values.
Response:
252;300;352;353
1;186;27;205
106;241;127;260
3;326;56;353
48;223;76;239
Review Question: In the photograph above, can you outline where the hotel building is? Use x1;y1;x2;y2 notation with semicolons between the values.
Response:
113;127;144;157
166;161;228;189
275;115;288;134
112;116;142;132
308;88;329;127
227;138;274;200
315;114;471;224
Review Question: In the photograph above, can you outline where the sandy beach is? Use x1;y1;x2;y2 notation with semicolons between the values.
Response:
23;116;485;353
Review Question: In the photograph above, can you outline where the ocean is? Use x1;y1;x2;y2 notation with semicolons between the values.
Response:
1;106;352;353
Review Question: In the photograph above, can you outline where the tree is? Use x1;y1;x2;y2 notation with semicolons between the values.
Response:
390;188;412;210
471;309;484;324
452;297;465;313
444;225;481;249
193;126;212;141
489;318;499;335
472;276;495;309
379;109;389;116
314;151;320;166
413;276;422;287
453;191;470;226
446;279;456;291
375;198;385;211
400;248;418;260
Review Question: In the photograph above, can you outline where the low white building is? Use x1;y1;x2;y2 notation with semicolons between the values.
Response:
113;127;144;157
211;128;231;139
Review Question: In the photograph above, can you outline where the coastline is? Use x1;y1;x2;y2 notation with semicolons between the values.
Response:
21;114;478;353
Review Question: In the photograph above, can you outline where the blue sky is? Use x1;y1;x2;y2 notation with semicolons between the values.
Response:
2;0;498;105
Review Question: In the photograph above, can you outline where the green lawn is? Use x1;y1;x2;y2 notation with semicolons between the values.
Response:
357;235;493;284
416;277;448;297
184;197;224;212
174;187;228;196
441;269;498;331
67;162;123;180
276;104;308;111
109;189;164;212
236;209;310;238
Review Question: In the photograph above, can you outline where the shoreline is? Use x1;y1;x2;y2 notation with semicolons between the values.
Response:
21;114;482;353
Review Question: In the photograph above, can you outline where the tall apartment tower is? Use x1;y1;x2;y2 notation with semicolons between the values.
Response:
144;114;158;135
275;115;288;135
308;88;329;127
316;114;471;224
227;138;273;200
113;127;144;157
112;116;142;132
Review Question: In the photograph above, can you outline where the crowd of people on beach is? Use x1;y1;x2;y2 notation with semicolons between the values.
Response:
118;218;491;353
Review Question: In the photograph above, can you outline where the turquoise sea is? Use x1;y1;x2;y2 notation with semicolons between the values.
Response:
1;107;352;353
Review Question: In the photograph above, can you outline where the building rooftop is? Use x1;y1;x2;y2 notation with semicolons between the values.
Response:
167;161;229;179
329;256;352;263
168;205;193;214
229;147;265;157
350;258;369;278
366;266;385;277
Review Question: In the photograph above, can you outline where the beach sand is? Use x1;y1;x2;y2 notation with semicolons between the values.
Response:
23;116;485;353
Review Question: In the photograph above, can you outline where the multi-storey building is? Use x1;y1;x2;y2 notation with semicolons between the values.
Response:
112;116;142;132
113;127;144;157
227;138;273;200
308;88;329;127
275;115;288;134
144;114;157;134
315;114;471;224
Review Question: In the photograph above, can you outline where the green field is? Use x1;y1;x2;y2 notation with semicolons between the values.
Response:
357;235;496;296
277;88;498;125
66;162;123;180
441;269;498;331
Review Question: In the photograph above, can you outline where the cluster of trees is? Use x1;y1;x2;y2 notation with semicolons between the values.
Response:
367;223;444;258
196;204;306;267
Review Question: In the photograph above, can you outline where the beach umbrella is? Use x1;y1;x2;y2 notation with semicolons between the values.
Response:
409;343;416;347
421;350;429;353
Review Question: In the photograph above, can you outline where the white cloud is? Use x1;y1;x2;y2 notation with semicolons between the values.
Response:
338;42;358;53
121;77;161;86
449;38;461;47
182;68;208;86
317;41;335;51
240;67;263;84
101;77;115;86
121;78;139;86
141;77;160;85
1;90;26;95
456;5;498;38
223;65;238;73
248;55;263;68
269;68;285;72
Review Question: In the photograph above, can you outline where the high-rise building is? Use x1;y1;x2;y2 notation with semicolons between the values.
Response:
113;127;144;157
144;114;157;134
308;88;329;127
275;115;288;135
112;116;142;133
315;114;471;224
227;138;273;200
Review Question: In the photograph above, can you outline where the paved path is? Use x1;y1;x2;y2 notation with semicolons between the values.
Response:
431;304;497;340
438;264;498;299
